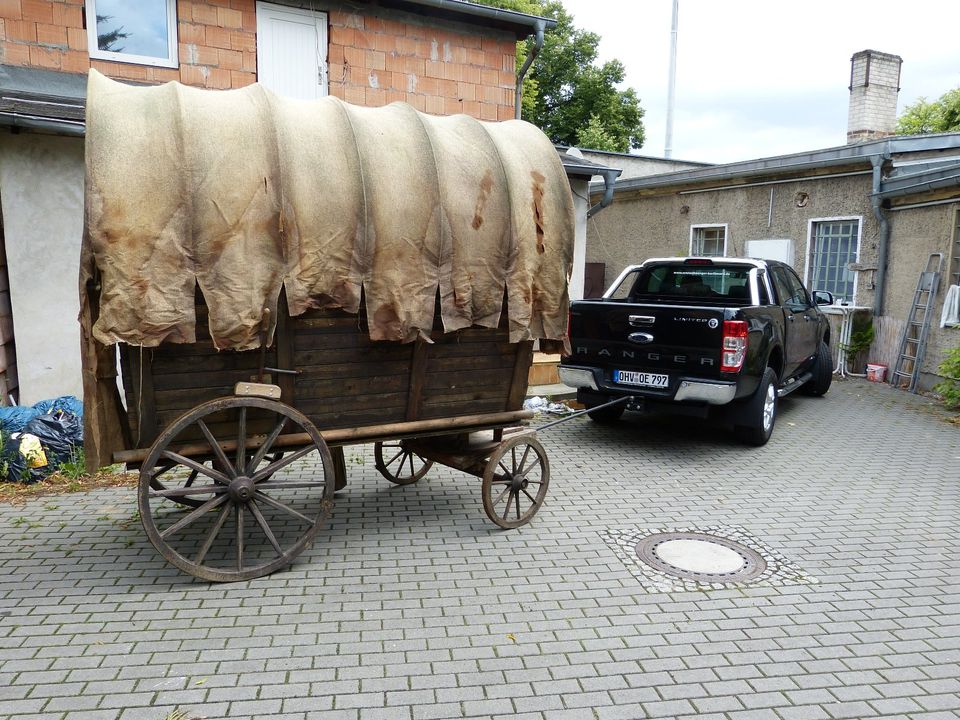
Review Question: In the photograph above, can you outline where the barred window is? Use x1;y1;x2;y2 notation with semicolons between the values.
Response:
689;224;727;257
808;219;860;302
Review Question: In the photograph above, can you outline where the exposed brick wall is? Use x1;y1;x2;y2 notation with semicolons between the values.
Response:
0;0;518;120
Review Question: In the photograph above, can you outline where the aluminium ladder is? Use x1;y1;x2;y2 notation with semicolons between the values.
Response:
891;253;943;393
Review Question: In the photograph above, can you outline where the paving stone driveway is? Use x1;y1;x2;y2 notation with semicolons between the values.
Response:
1;378;959;720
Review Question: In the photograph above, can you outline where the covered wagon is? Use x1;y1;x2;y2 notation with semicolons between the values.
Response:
80;70;574;581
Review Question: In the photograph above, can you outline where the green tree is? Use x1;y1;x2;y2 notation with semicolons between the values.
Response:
896;88;960;135
473;0;645;152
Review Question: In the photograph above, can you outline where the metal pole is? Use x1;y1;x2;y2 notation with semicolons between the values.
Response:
664;0;679;159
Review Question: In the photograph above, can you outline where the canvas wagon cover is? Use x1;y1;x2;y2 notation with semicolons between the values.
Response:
81;70;574;351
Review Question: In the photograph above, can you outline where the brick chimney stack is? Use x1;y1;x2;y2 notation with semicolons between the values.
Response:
847;50;902;144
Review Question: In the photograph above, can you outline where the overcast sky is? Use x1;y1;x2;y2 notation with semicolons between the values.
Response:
559;0;960;164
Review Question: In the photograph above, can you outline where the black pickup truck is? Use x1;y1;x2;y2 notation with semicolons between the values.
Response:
559;257;835;445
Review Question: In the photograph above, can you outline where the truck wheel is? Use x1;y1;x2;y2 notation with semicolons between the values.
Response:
801;341;833;396
734;367;778;446
586;400;625;424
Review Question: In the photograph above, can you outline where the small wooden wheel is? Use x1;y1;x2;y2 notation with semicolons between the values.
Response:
374;441;433;485
482;433;549;529
138;397;335;582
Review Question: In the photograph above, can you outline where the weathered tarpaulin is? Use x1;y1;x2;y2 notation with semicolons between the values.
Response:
82;70;574;350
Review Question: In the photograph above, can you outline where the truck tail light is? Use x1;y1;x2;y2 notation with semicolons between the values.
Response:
721;320;748;372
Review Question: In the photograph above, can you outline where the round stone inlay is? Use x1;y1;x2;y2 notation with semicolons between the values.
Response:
635;531;767;584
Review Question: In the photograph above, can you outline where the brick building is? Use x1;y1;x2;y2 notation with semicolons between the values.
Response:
0;0;556;403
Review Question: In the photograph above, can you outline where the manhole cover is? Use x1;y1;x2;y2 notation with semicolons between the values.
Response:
635;531;767;583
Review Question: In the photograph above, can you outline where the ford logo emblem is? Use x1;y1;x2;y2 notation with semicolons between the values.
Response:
708;318;719;329
628;332;655;344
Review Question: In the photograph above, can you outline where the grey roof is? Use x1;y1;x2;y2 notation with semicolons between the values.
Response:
607;133;960;195
557;150;623;179
555;144;712;168
0;65;86;135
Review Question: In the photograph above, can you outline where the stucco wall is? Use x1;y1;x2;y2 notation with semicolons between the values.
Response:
0;133;84;404
586;176;960;385
886;202;960;379
586;173;880;296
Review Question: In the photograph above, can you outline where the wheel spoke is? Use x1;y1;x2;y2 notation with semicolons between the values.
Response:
254;491;316;527
502;491;515;520
491;485;511;507
406;452;416;478
197;419;235;480
385;447;405;467
248;499;284;557
150;483;224;498
522;488;538;504
159;493;230;539
498;460;511;476
235;407;247;474
184;469;199;488
515;491;521;519
148;462;176;480
245;416;289;476
235;504;245;572
251;444;317;482
193;501;232;565
517;444;532;473
160;450;230;484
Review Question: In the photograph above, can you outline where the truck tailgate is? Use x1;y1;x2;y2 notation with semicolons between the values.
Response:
568;302;727;387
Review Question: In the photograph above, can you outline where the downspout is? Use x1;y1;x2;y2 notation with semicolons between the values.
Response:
870;149;892;315
515;20;545;119
588;169;621;218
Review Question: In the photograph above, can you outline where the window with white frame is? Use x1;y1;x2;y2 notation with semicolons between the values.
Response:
690;224;728;257
86;0;178;68
807;218;861;301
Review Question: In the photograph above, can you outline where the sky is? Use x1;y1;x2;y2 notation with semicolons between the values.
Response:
559;0;960;164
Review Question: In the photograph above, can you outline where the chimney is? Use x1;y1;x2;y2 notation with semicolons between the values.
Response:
847;49;902;144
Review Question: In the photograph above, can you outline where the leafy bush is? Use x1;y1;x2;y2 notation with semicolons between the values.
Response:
934;346;960;409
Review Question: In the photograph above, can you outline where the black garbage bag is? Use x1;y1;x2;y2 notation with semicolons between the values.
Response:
0;411;84;483
25;411;83;468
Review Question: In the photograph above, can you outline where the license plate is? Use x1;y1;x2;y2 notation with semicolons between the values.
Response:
613;370;669;388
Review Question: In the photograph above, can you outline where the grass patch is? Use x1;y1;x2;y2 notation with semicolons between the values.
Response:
0;466;136;505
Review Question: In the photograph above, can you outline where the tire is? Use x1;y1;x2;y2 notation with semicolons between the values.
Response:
801;341;833;396
586;399;625;424
734;367;778;446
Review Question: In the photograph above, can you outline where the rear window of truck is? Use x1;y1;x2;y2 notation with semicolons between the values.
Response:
609;264;753;303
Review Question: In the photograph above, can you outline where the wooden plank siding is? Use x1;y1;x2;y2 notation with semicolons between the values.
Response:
118;296;533;451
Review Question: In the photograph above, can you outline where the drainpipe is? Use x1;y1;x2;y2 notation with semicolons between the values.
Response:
515;20;545;119
587;169;621;218
870;150;891;315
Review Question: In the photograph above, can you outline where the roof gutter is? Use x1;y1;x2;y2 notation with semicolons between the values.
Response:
870;148;892;316
587;168;621;218
401;0;555;35
515;20;545;119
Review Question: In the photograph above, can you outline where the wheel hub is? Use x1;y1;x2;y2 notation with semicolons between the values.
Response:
510;474;529;492
228;476;255;503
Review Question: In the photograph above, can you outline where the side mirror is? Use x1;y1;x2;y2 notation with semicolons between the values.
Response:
813;290;834;306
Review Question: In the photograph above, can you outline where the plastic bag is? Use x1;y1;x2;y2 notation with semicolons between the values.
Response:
31;395;83;420
0;405;42;434
24;412;83;468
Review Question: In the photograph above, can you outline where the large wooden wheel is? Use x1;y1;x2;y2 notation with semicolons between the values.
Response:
481;434;549;529
374;441;433;485
138;396;335;582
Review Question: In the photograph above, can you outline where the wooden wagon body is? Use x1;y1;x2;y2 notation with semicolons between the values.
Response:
80;71;573;581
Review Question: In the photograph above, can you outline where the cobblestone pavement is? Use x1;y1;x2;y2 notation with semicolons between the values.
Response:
1;378;959;720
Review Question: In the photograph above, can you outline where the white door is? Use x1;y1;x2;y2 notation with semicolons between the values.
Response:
256;2;327;99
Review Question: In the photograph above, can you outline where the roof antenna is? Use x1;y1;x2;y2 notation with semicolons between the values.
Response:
664;0;679;159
